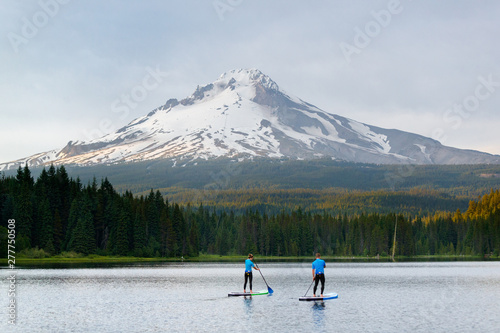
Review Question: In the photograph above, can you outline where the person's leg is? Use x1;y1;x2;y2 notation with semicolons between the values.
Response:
320;274;325;295
249;272;253;292
313;275;320;296
244;272;249;292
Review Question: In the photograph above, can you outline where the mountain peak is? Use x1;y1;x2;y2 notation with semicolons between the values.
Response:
217;68;279;91
171;68;279;108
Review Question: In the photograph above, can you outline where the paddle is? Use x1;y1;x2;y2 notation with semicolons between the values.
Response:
253;261;273;294
304;279;315;296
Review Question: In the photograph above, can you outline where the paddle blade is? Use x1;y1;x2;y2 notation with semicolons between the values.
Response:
268;286;274;294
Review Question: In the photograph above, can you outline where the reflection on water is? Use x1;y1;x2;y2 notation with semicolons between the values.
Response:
243;297;253;319
0;261;499;333
311;302;326;330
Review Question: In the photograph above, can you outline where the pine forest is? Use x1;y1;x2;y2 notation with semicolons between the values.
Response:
1;165;499;259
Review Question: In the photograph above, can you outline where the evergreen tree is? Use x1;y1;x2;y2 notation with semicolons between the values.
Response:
188;220;200;257
172;204;185;256
67;197;95;254
53;209;63;253
14;166;34;242
37;198;54;252
114;210;130;256
133;203;148;256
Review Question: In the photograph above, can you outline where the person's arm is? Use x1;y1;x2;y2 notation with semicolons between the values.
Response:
312;268;315;280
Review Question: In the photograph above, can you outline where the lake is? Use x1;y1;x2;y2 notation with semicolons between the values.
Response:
1;261;499;332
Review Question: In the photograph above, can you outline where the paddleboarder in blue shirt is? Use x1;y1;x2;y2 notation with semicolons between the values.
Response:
312;252;326;297
244;254;260;293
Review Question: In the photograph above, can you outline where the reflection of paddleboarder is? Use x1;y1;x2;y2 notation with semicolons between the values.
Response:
312;253;326;297
244;253;260;293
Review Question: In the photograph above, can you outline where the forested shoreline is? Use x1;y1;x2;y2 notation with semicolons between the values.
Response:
1;165;499;259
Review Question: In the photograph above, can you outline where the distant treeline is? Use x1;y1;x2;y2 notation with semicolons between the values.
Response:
146;187;470;216
0;165;499;258
7;158;500;198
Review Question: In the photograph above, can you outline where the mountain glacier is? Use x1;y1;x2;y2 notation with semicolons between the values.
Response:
2;68;499;170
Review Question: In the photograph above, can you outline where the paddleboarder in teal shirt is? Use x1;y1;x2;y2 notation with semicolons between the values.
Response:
312;252;326;297
244;254;260;293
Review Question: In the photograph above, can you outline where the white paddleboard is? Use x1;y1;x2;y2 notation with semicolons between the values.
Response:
228;290;269;297
299;292;338;301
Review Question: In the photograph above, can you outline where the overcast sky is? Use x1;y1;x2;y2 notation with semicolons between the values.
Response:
1;0;499;163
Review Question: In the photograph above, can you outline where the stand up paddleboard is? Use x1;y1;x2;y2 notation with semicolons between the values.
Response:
228;290;269;297
299;292;338;301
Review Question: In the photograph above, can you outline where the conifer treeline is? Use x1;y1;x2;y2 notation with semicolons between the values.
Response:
1;166;499;258
157;187;469;216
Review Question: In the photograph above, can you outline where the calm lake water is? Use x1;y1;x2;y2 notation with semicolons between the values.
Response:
1;261;499;332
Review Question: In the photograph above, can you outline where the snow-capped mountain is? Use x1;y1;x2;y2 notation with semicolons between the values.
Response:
2;68;500;170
